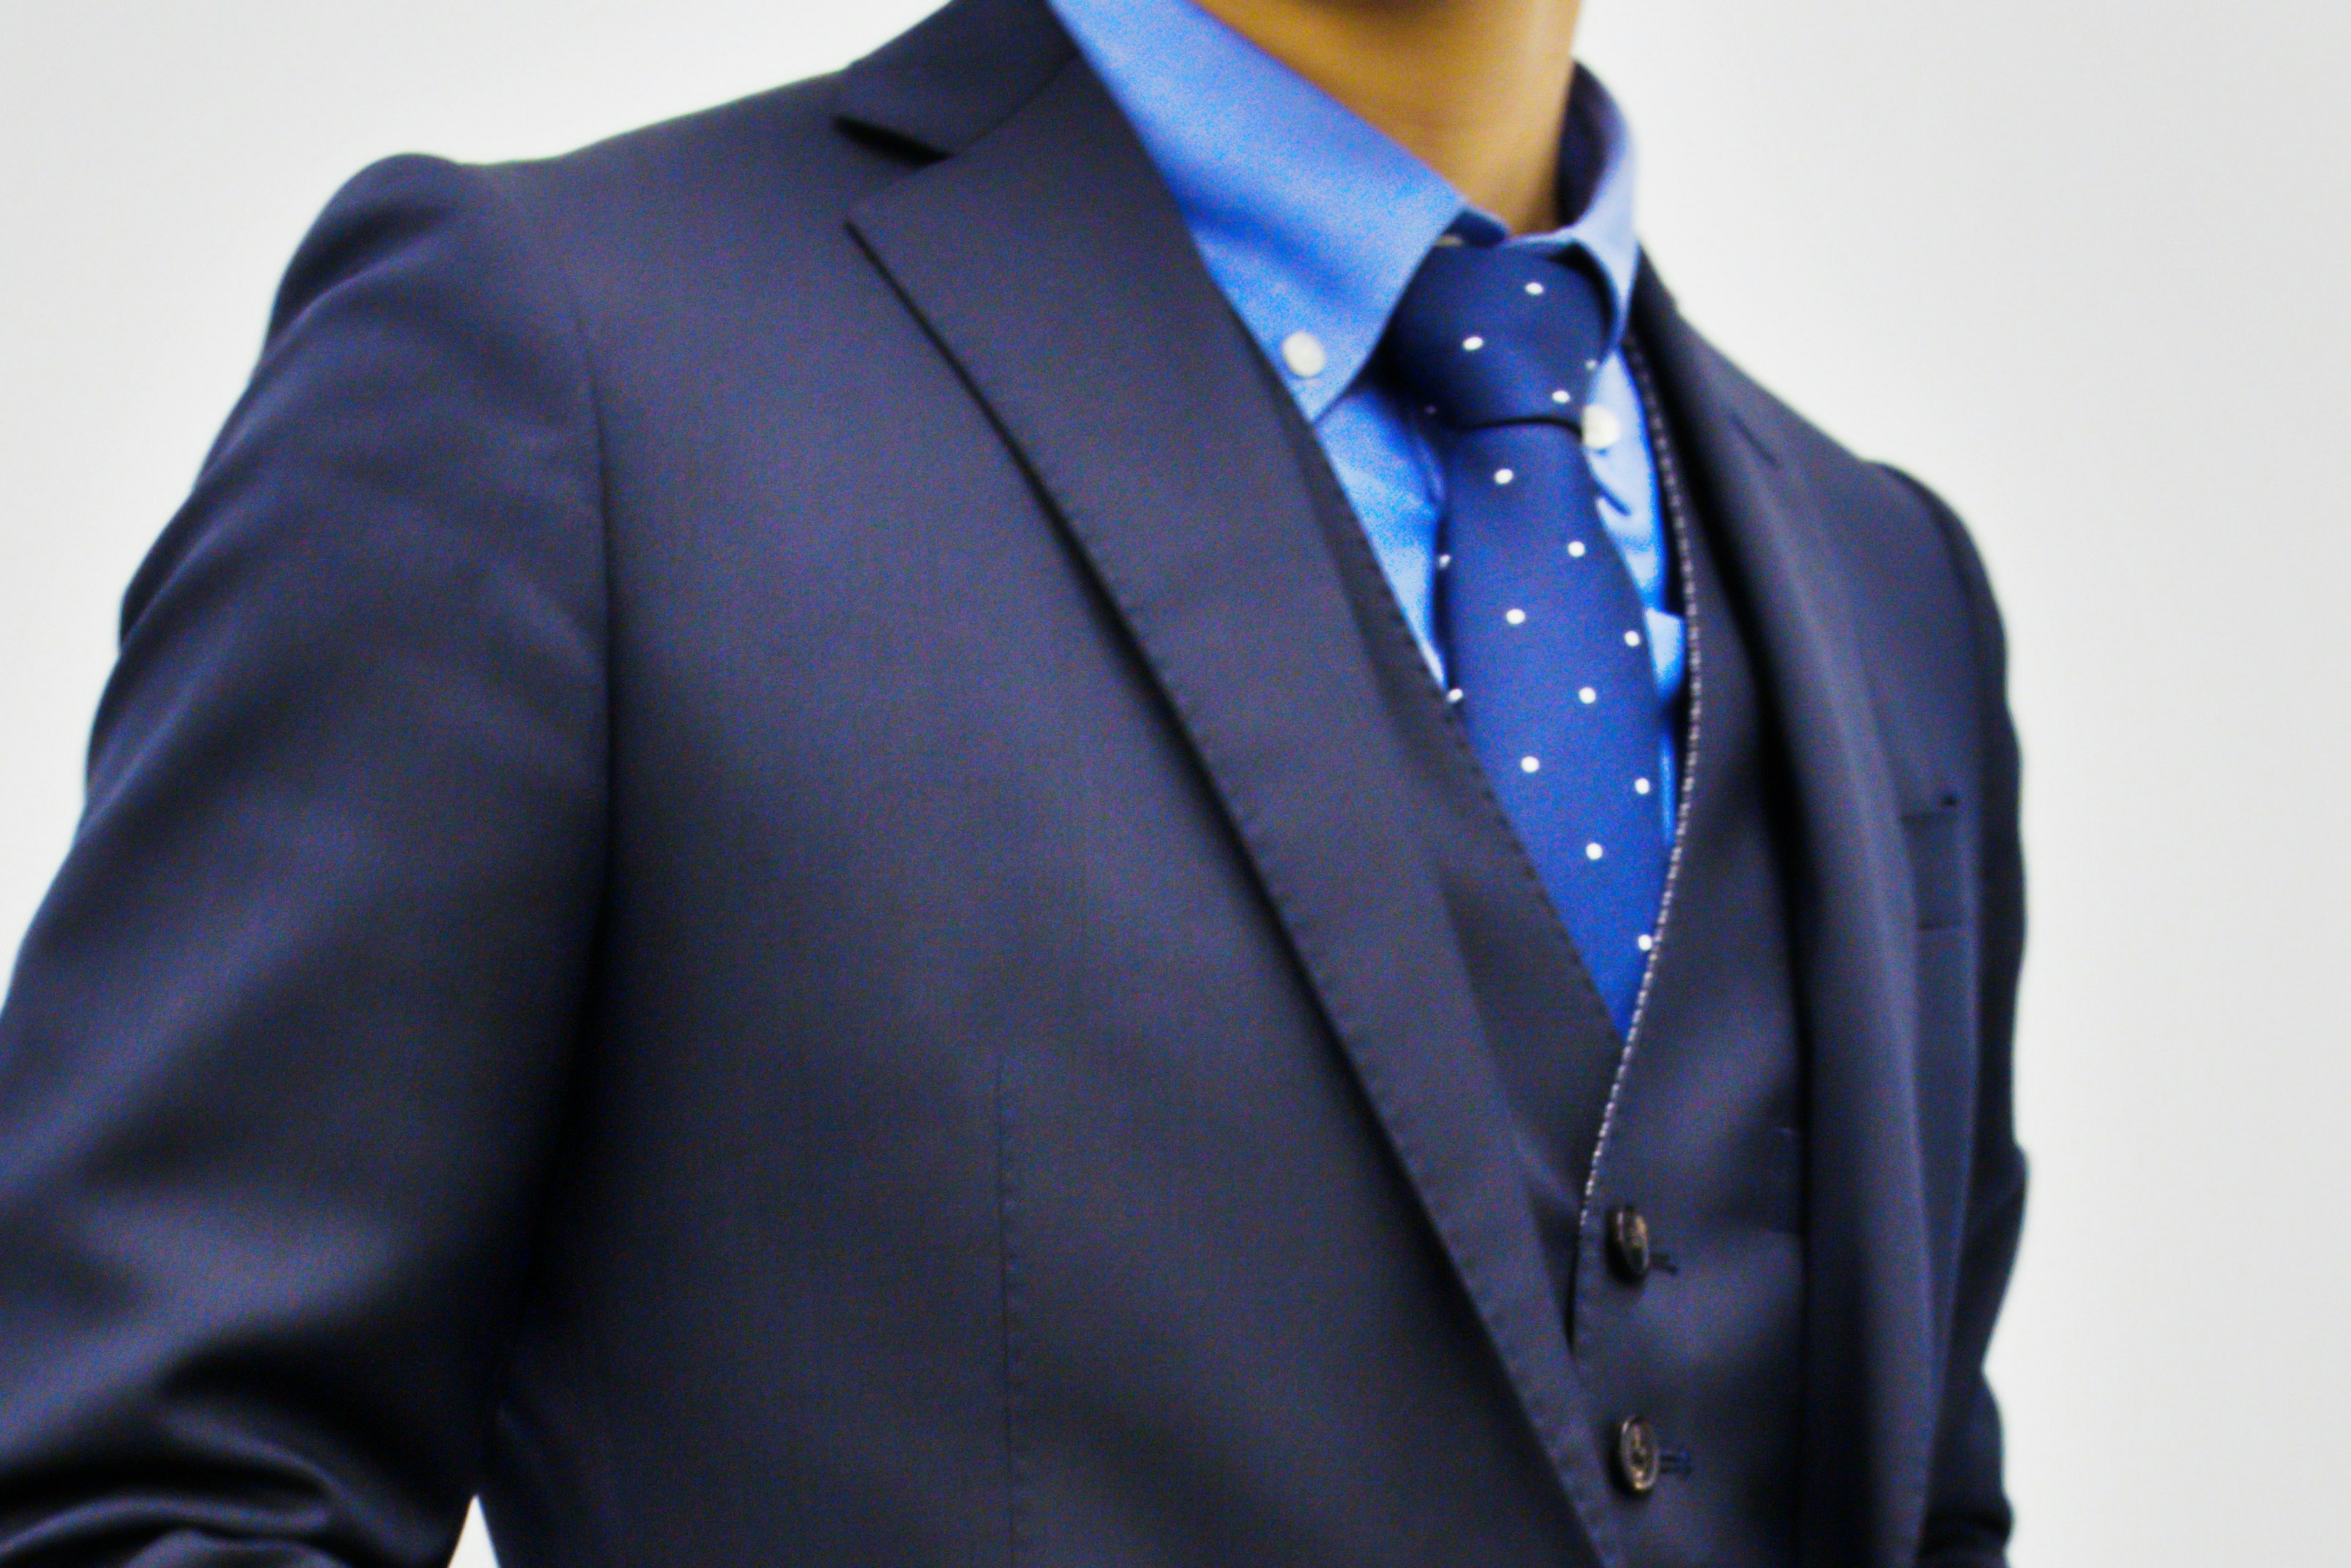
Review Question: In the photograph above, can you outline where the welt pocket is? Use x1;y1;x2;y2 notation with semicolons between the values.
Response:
1900;797;1965;931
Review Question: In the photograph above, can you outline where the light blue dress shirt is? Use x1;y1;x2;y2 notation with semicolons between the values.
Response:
1046;0;1683;822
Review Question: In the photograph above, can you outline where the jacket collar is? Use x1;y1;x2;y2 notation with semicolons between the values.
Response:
834;0;1073;159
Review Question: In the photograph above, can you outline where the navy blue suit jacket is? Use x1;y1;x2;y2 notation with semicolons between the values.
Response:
0;0;2025;1563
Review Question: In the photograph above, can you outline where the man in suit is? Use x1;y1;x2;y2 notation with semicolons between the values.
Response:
0;0;2026;1562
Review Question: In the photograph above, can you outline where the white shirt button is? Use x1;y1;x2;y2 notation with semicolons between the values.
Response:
1581;404;1624;451
1281;331;1328;379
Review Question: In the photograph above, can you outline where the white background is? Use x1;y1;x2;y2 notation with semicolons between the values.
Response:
3;1;2346;1562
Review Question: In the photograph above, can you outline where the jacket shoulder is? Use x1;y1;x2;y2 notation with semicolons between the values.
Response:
1676;324;1961;587
430;72;907;291
1663;315;2008;797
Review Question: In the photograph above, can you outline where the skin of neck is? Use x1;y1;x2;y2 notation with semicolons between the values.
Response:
1193;0;1586;234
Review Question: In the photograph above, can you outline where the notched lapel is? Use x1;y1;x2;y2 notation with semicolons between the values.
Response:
1634;272;1938;1567
842;11;1622;1552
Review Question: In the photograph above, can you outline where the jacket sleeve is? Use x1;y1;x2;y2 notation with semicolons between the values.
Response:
0;154;607;1567
1908;475;2030;1567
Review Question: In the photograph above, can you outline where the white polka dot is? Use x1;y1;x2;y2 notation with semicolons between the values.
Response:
1586;842;1605;861
1635;778;1652;795
1551;388;1573;406
1638;934;1655;953
1579;686;1598;704
1584;357;1600;372
1524;280;1546;296
1494;468;1515;486
1625;630;1643;647
1505;608;1528;626
1446;688;1465;704
1568;541;1588;558
1280;330;1327;379
1521;756;1542;774
1463;335;1486;352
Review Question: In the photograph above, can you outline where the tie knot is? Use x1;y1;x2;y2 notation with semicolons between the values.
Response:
1382;241;1614;431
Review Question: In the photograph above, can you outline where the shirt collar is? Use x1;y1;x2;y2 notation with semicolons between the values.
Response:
1047;0;1644;421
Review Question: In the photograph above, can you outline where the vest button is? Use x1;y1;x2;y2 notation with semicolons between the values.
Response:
1613;1416;1663;1496
1606;1204;1653;1281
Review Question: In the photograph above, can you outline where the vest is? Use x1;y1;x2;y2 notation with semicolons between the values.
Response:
1268;329;1806;1566
1570;389;1807;1564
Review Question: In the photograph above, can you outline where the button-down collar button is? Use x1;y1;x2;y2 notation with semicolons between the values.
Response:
1280;331;1328;379
1613;1416;1663;1496
1607;1205;1653;1282
1582;403;1623;451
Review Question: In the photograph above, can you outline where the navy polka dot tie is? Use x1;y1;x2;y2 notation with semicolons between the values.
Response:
1384;238;1667;1035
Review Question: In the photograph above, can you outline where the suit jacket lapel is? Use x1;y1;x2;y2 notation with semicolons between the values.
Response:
839;1;1624;1550
1633;271;1938;1567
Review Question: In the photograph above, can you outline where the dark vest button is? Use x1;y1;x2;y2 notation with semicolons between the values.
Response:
1612;1416;1662;1496
1606;1204;1652;1281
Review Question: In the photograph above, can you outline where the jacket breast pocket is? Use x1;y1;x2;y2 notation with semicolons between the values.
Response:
1903;795;1974;1127
1900;796;1965;931
1903;793;1979;1248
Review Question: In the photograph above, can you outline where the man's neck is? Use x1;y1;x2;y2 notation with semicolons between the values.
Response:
1193;0;1584;234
